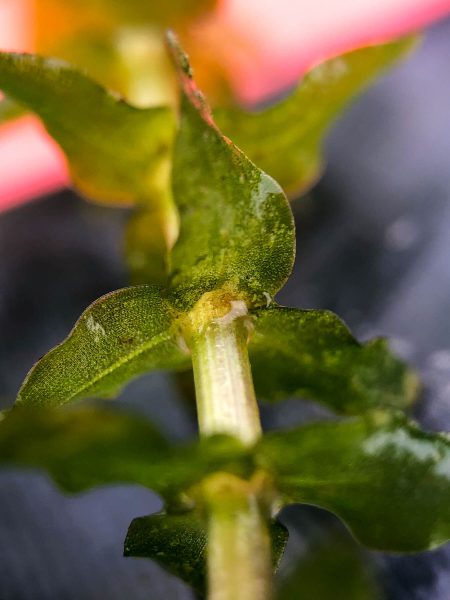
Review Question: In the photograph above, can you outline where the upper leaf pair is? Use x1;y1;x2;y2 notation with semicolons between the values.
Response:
14;36;416;417
0;39;415;286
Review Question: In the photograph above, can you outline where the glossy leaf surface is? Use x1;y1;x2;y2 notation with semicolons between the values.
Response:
167;34;295;310
0;406;248;498
17;286;189;408
249;307;418;414
0;52;175;205
216;39;415;197
125;511;288;595
257;412;450;551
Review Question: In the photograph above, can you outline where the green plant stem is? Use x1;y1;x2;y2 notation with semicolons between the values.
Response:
190;303;272;600
190;302;261;445
206;485;272;600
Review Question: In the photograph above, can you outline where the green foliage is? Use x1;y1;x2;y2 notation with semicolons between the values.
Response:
167;33;295;310
9;36;416;416
0;97;23;123
45;0;217;27
0;52;175;206
2;29;447;599
17;286;189;408
1;405;449;556
257;411;450;551
125;512;288;595
216;38;416;197
0;406;248;498
249;306;418;414
12;39;415;415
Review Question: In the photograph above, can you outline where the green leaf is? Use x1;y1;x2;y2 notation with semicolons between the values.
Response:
38;0;217;29
125;201;178;286
215;38;417;197
0;97;24;123
257;412;450;552
0;406;248;498
0;52;175;206
125;511;288;595
166;33;295;310
17;286;189;408
249;306;418;414
276;531;380;600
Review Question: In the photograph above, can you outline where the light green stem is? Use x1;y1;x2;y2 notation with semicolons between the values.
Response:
190;302;261;445
190;301;272;600
207;489;272;600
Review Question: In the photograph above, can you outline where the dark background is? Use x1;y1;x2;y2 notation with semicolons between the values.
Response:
1;17;450;599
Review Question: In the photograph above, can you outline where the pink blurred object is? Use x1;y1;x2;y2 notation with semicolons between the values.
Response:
0;0;32;52
211;0;450;102
1;0;450;212
0;116;69;211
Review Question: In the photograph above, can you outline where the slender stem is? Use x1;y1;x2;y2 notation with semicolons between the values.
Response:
206;480;273;600
189;298;272;600
190;300;261;445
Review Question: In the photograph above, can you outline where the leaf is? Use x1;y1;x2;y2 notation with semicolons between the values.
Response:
257;412;450;552
125;511;288;596
0;52;175;206
36;0;217;36
0;406;248;498
33;1;218;106
276;531;380;600
125;201;178;286
0;97;24;124
215;38;417;197
249;306;418;414
17;286;190;408
166;33;295;310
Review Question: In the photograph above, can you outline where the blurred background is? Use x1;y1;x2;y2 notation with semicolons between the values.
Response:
1;3;450;600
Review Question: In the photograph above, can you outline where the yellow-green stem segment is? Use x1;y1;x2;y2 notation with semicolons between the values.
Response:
190;299;261;445
189;299;272;600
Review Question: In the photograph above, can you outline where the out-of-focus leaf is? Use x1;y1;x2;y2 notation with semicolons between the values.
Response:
257;412;450;551
0;406;248;498
0;52;175;206
17;286;189;408
125;511;288;595
216;38;416;197
167;33;295;310
276;532;380;600
36;0;217;38
125;200;178;286
34;0;219;106
40;28;177;108
249;307;418;414
0;97;24;124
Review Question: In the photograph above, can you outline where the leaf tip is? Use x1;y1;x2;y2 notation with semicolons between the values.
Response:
166;30;193;79
165;29;215;127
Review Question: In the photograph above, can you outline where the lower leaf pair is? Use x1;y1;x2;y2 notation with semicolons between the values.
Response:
1;405;449;584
